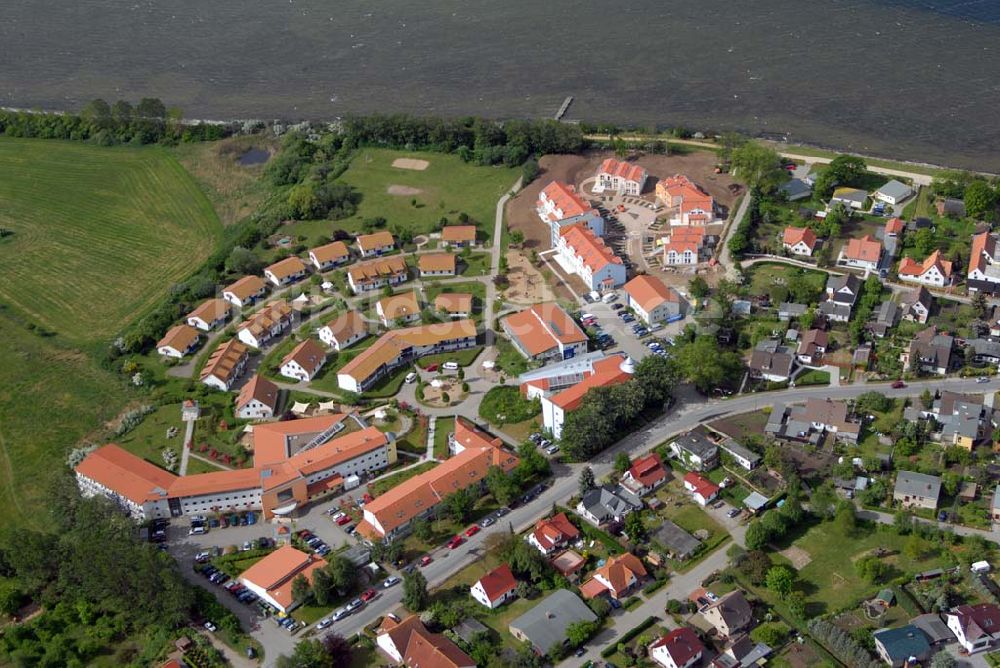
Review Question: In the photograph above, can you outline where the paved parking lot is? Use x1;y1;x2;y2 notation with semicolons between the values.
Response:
580;298;686;362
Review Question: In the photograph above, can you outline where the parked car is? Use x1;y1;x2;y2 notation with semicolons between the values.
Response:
481;516;495;528
891;380;906;389
727;508;741;518
204;621;218;633
465;525;480;537
425;363;439;372
316;617;334;630
405;372;418;384
546;445;560;455
443;361;460;371
346;598;364;613
383;575;401;588
978;376;990;383
575;647;587;657
496;507;510;517
336;514;352;526
361;588;378;602
333;607;351;621
189;525;208;536
420;555;433;566
195;551;211;563
447;535;464;549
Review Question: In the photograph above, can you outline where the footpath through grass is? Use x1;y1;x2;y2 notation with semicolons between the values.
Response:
0;138;223;344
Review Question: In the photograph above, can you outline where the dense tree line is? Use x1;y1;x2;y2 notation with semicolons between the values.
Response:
0;98;229;146
0;480;220;667
340;114;584;166
561;355;678;460
807;618;881;668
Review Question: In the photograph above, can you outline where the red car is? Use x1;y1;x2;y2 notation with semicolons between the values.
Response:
447;535;464;549
891;380;906;389
360;588;378;602
464;525;480;538
420;555;433;566
336;515;352;526
426;363;439;372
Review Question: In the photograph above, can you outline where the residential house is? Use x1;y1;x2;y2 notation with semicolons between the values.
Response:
440;225;477;248
967;232;1000;295
528;512;580;555
718;438;761;470
157;324;200;358
200;339;250;391
884;217;906;239
236;300;293;349
749;339;797;383
898;250;953;287
235;374;279;420
909;613;956;646
417;252;457;277
337;320;477;393
596;158;647;195
624;275;686;325
946;604;1000;654
989;305;1000;338
894;471;941;510
222;275;267;308
649;628;705;668
651;520;701;560
662;227;707;265
796;328;828;365
702;590;753;639
782;226;818;256
576;485;641;526
501;303;588;361
308;241;351;271
317;310;368;351
279;338;326;382
711;635;772;668
186;298;232;331
683;472;721;506
521;353;634;440
376;614;475;668
536;181;605;247
926;391;989;450
903;326;955;375
830;187;868;210
868;300;900;338
554;223;626;291
937;198;966;218
356;438;517;541
620;453;669;496
434;293;473;318
470;564;517;609
826;273;861;306
508;590;597;656
838;234;883;272
346;256;408;294
900;286;932;324
873;625;931;667
550;550;586;581
355;231;395;258
376;291;422;327
779;177;812;202
765;399;861;444
580;552;647;601
238;545;327;613
778;302;808;322
669;428;719;471
874;180;913;206
818;299;852;323
657;175;715;226
263;256;307;287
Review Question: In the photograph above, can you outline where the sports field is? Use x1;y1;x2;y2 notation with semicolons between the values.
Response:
337;148;519;243
0;138;223;344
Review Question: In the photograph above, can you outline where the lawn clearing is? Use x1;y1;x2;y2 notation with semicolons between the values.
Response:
369;462;438;497
337;148;518;244
0;138;223;344
433;416;455;460
0;317;129;530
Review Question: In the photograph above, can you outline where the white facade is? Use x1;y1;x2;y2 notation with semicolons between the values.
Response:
280;356;325;382
157;344;189;359
237;398;274;420
237;319;291;349
187;314;226;331
318;326;367;351
947;612;996;654
75;472;170;521
347;270;407;294
470;580;515;610
202;373;233;392
899;265;949;288
376;631;405;663
651;644;701;668
554;236;626;291
223;286;266;308
785;240;814;257
264;267;306;287
664;248;698;265
628;296;682;326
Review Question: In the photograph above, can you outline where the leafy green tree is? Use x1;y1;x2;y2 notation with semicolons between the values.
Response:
965;180;997;218
786;591;807;619
624;512;646;541
291;574;311;604
855;555;889;584
730;143;788;193
766;565;795;599
441;488;475;523
326;555;357;594
614;452;632;475
835;501;857;536
485;465;518;506
521;160;540;185
402;571;429;611
689;276;710;300
810;482;838;519
579;466;595;494
674;337;744;394
751;622;790;646
814;155;867;196
311;569;334;606
745;520;770;551
225;246;263;275
565;620;599;647
412;518;433;541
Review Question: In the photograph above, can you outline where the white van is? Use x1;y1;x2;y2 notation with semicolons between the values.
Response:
443;361;460;371
602;292;618;303
972;561;991;574
404;372;418;384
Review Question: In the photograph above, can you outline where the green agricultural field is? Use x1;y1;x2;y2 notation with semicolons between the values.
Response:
337;148;519;243
0;138;223;344
0;316;128;529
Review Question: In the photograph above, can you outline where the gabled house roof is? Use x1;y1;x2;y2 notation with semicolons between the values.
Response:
873;625;930;663
347;255;407;283
703;590;753;632
75;443;177;505
224;275;267;301
949;604;1000;641
434;292;474;314
321;310;367;343
235;374;279;413
683;472;721;499
624;453;668;489
560;223;623;273
281;338;326;373
895;470;941;500
843;235;882;263
599;158;647;183
309;240;350;264
441;225;477;244
417;252;457;273
264;256;306;280
592;552;647;595
474;564;517;602
624;275;683;313
898;250;952;279
157;324;199;352
579;485;640;520
356;230;395;250
199;338;249;385
187;298;231;325
378;614;475;668
650;628;704;667
377;291;421;321
538;181;592;220
782;226;817;250
532;512;580;551
238;544;327;610
502;303;586;357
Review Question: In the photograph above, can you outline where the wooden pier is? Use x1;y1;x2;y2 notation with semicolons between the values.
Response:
554;96;574;121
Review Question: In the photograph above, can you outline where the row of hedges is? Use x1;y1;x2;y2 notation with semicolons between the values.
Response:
600;616;658;658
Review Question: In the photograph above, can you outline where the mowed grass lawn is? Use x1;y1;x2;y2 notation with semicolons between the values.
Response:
337;148;519;243
0;318;128;528
0;138;223;344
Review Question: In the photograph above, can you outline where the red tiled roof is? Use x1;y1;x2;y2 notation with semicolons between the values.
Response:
264;256;306;280
650;628;705;666
592;552;647;596
843;235;882;263
599;158;646;184
560;223;623;273
502;303;586;357
885;217;905;235
532;512;580;551
239;545;326;609
549;355;632;411
683;471;720;499
898;249;952;278
441;226;477;243
76;444;177;505
476;564;517;601
539;181;592;220
627;453;667;488
782;226;817;249
281;338;326;374
970;231;994;275
624;275;682;312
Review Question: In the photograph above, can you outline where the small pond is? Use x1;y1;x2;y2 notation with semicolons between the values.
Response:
238;148;270;166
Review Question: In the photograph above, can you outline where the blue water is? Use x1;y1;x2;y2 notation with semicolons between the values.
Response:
2;0;999;169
